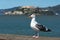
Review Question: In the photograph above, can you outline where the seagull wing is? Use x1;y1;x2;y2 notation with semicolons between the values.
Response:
35;24;51;32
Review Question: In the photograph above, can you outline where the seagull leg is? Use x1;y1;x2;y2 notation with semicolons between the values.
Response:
35;32;39;38
32;32;37;38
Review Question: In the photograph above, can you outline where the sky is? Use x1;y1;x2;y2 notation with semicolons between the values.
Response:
0;0;60;9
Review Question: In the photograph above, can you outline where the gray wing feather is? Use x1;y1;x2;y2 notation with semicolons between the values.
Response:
36;24;51;32
36;24;46;31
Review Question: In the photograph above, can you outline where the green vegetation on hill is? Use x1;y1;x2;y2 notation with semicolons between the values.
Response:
0;5;60;15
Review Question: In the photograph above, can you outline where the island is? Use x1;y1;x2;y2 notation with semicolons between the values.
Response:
0;5;60;16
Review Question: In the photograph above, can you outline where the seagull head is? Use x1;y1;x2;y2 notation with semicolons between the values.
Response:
29;14;35;18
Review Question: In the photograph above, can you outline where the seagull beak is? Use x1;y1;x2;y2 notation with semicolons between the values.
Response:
29;16;32;18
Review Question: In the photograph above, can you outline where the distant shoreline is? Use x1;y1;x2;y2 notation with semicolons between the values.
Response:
0;34;60;40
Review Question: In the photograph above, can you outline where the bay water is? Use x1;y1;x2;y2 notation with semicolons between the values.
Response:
0;15;60;37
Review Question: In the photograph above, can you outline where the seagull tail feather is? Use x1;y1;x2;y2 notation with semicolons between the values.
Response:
46;29;51;32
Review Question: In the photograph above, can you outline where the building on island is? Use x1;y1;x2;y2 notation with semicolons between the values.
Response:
5;11;23;15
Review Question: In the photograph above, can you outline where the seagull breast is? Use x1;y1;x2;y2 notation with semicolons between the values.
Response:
30;18;39;31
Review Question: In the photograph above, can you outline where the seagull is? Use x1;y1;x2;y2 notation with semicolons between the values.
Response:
29;14;51;38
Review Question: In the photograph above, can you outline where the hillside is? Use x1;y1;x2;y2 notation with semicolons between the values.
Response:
51;5;60;13
0;5;60;15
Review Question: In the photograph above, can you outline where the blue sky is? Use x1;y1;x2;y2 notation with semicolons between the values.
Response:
0;0;60;9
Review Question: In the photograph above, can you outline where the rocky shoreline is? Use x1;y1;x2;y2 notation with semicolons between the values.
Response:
0;34;60;40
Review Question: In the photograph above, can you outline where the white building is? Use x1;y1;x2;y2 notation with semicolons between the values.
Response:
5;11;23;15
42;9;49;11
13;11;23;15
5;11;12;15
